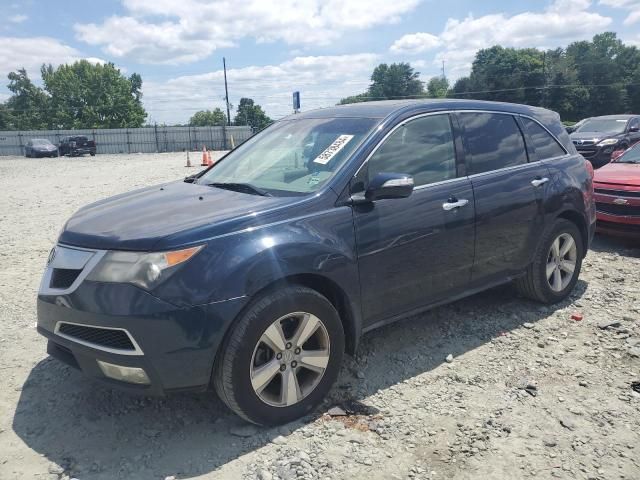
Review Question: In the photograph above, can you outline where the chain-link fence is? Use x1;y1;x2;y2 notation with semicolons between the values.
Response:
0;125;253;156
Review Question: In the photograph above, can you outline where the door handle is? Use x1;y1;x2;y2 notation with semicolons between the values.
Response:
442;199;469;211
531;177;549;187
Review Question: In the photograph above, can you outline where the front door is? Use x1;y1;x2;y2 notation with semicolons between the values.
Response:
352;113;476;327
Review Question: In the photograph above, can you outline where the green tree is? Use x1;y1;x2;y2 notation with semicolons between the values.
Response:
0;103;14;130
233;98;272;131
340;62;425;104
5;68;51;130
368;63;425;100
40;60;147;128
189;108;227;126
427;76;449;98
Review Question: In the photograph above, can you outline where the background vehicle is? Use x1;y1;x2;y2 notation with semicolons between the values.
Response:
593;143;640;238
58;135;97;157
24;138;58;158
37;100;595;425
570;115;640;169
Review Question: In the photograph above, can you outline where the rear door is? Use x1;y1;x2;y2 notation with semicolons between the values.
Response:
456;112;548;283
353;113;476;326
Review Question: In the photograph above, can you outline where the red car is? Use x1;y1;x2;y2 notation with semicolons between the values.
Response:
593;143;640;238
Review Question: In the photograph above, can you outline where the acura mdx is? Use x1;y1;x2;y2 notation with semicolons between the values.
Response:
37;100;596;425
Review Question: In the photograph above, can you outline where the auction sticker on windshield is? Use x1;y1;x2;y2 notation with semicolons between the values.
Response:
313;135;354;165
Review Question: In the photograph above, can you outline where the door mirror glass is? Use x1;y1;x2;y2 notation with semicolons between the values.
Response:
364;172;414;201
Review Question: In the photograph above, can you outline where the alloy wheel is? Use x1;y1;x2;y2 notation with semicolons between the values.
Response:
546;232;577;292
250;312;330;407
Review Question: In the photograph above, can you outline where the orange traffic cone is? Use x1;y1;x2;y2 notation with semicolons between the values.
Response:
207;149;212;166
185;150;192;167
201;146;209;166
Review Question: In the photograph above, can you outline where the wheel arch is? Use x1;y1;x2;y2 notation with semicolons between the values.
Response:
556;209;588;257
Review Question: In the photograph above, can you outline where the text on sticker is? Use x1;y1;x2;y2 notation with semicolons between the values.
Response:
313;135;354;165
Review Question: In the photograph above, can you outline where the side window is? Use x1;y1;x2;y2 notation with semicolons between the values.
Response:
368;114;457;187
459;113;527;175
522;118;566;160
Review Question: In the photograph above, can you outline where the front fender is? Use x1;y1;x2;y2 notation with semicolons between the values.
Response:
153;207;360;309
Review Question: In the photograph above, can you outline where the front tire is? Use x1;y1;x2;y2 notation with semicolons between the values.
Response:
214;286;344;425
516;219;583;304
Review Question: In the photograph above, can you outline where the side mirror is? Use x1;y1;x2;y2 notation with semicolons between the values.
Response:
629;126;639;133
565;126;576;134
360;172;414;202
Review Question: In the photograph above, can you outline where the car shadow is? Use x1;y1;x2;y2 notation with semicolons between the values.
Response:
13;280;587;479
589;232;640;257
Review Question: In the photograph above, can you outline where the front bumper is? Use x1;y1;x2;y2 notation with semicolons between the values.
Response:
37;283;247;395
576;146;615;169
594;186;640;239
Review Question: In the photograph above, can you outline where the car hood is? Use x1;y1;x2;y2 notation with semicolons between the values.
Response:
570;131;621;143
59;180;305;250
594;162;640;187
33;145;57;150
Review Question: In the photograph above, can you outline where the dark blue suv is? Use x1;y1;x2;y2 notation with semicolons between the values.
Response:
37;100;596;425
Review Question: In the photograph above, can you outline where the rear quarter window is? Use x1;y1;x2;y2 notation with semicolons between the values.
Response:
458;112;528;175
522;117;566;160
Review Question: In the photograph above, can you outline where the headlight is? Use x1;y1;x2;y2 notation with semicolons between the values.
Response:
86;245;203;290
597;138;619;146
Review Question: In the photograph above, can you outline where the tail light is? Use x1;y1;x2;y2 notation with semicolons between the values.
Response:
584;159;594;179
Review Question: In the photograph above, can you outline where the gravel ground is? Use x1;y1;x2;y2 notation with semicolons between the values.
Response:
0;153;639;480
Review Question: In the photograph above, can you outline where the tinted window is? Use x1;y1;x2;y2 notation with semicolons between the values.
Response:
522;118;566;160
368;114;456;187
629;118;639;130
459;113;527;175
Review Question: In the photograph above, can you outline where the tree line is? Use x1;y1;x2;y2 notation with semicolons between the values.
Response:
0;61;272;131
340;32;640;122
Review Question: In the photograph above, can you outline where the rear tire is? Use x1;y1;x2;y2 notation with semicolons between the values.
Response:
214;286;344;425
516;219;583;304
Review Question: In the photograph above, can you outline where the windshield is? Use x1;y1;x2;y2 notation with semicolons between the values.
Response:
196;117;379;195
32;139;52;145
575;118;627;134
617;146;640;164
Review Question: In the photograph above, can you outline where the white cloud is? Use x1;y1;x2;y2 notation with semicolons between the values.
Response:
390;33;441;54
142;53;378;123
391;0;612;82
76;0;421;64
8;14;28;23
598;0;640;25
0;37;81;78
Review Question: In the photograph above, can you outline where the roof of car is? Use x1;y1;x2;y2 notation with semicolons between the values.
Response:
284;99;557;120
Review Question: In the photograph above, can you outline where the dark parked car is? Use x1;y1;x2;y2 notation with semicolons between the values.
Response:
58;135;96;157
37;100;595;425
570;115;640;169
593;142;640;238
25;138;58;158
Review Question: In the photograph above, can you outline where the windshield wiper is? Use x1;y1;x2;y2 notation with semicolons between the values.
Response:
206;182;272;197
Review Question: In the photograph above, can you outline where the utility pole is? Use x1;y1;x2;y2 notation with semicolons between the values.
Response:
223;57;231;126
541;51;547;107
441;60;446;79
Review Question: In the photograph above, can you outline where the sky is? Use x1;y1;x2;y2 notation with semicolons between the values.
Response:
0;0;639;124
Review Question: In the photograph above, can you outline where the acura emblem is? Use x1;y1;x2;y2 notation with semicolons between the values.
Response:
613;198;628;205
47;247;56;265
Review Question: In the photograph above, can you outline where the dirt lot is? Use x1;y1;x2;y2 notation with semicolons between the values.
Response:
0;153;639;480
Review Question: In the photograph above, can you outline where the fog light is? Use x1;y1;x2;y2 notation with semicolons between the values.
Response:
97;360;150;385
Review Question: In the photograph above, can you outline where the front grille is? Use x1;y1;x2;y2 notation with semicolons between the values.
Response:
50;268;82;289
596;202;640;217
595;188;640;198
577;148;597;158
57;323;136;351
574;140;596;146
